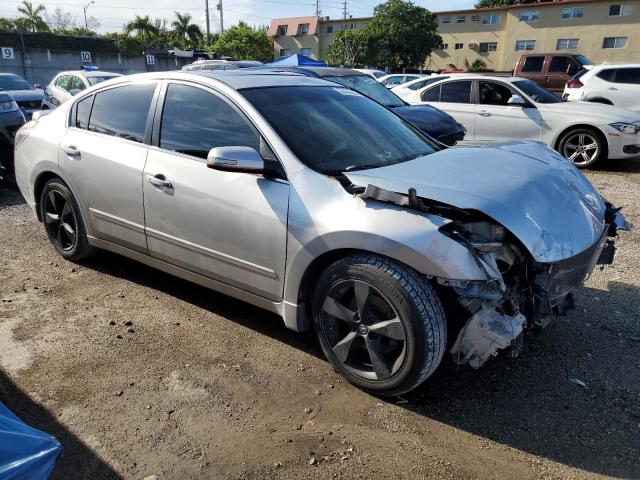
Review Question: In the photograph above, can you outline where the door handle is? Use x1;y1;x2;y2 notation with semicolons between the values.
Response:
608;87;618;91
146;174;173;190
62;145;81;158
478;110;491;117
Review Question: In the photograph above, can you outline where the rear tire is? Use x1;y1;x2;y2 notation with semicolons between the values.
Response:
557;127;605;168
39;178;95;262
312;254;447;396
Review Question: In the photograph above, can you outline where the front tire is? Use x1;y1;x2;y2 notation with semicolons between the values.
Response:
39;178;95;262
557;127;605;168
312;254;447;396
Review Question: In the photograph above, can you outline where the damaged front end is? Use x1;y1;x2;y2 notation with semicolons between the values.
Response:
358;184;629;370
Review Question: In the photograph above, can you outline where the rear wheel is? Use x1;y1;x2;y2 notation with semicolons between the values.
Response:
39;178;94;262
557;127;605;168
312;254;447;396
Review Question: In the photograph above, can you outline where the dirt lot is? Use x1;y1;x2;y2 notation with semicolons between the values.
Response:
1;161;640;480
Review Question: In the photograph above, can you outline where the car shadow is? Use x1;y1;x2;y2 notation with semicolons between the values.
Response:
0;177;25;207
594;156;640;174
0;371;122;479
79;251;640;478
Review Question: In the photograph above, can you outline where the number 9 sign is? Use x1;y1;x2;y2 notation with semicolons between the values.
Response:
2;47;15;60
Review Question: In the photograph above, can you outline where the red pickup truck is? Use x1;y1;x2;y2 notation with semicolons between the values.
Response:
513;53;594;92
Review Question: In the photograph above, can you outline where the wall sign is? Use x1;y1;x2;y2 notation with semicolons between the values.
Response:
146;55;156;65
1;47;15;60
80;51;92;63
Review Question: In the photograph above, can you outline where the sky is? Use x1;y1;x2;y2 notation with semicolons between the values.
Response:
0;0;475;34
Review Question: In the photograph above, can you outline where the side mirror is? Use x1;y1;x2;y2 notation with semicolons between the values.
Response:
507;95;526;107
33;83;42;89
31;110;51;120
69;89;82;96
207;146;265;174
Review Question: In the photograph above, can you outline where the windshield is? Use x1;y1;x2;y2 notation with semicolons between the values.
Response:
324;74;405;108
241;86;437;174
87;75;120;86
513;80;562;104
0;75;32;91
575;55;593;66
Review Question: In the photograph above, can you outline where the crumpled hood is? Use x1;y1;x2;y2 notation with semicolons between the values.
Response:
345;141;606;263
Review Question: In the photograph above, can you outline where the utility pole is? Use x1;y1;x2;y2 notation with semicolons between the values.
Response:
342;0;347;20
83;0;95;32
205;0;210;36
217;0;224;33
315;0;321;17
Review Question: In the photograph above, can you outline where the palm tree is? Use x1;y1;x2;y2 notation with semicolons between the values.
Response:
125;15;159;48
18;1;47;32
171;12;202;49
464;58;489;72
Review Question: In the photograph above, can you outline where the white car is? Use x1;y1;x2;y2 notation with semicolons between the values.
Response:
407;75;640;167
391;74;455;100
353;68;387;79
41;70;121;110
181;60;239;72
378;73;424;89
563;64;640;112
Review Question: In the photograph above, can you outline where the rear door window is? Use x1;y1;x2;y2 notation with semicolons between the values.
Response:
88;83;157;143
440;81;472;103
549;56;570;73
159;83;260;158
613;68;640;84
521;56;545;73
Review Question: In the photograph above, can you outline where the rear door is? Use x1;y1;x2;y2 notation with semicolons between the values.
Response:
475;80;543;140
142;81;289;300
59;81;159;253
420;80;476;138
519;56;547;88
608;68;640;109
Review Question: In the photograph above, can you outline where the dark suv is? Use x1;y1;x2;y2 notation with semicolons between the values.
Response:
260;66;466;146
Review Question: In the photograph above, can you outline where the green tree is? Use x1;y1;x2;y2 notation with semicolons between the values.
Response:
124;15;159;49
364;0;440;71
326;28;367;67
211;22;271;61
18;1;49;32
171;12;203;49
475;0;536;8
0;18;17;32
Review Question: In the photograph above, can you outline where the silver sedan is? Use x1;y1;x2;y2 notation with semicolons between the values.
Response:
13;71;628;395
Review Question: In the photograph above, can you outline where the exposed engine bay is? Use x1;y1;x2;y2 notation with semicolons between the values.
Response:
357;183;629;369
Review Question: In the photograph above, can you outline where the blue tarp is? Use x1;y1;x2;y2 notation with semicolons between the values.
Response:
0;401;61;479
267;54;327;67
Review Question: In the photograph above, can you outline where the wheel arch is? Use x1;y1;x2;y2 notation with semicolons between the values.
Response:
587;97;613;105
33;170;88;230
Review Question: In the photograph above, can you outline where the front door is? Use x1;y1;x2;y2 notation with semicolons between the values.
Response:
474;80;543;141
143;82;289;301
59;82;158;253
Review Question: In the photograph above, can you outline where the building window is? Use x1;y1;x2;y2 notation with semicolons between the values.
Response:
519;10;539;22
603;36;628;49
299;48;312;56
298;23;309;34
276;25;288;35
515;40;536;51
279;48;290;57
442;16;451;24
455;43;464;50
609;4;633;16
457;16;466;23
349;23;356;30
439;43;449;50
482;13;501;25
326;25;340;33
561;7;584;19
556;38;579;50
478;42;497;52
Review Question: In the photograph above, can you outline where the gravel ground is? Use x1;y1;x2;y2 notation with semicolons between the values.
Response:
1;161;639;480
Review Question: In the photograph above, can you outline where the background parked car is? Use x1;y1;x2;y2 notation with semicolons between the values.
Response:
0;73;43;119
513;53;593;93
230;60;264;68
377;73;425;88
392;74;455;99
41;69;122;109
0;92;26;175
182;60;239;71
261;66;466;146
353;68;387;79
564;63;640;111
410;75;640;167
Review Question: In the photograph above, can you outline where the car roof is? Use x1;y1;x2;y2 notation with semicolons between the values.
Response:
261;66;366;78
55;70;121;78
104;70;332;90
591;63;640;69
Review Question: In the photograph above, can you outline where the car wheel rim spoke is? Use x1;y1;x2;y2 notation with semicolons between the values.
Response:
320;279;407;382
45;191;77;251
44;212;60;224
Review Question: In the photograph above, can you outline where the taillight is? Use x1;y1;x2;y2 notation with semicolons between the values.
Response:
566;79;583;89
14;120;36;149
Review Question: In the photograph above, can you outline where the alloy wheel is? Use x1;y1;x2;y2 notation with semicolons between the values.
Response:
562;132;600;166
320;279;407;381
43;190;77;251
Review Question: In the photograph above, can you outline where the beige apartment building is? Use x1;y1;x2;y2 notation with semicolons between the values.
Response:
268;0;640;70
